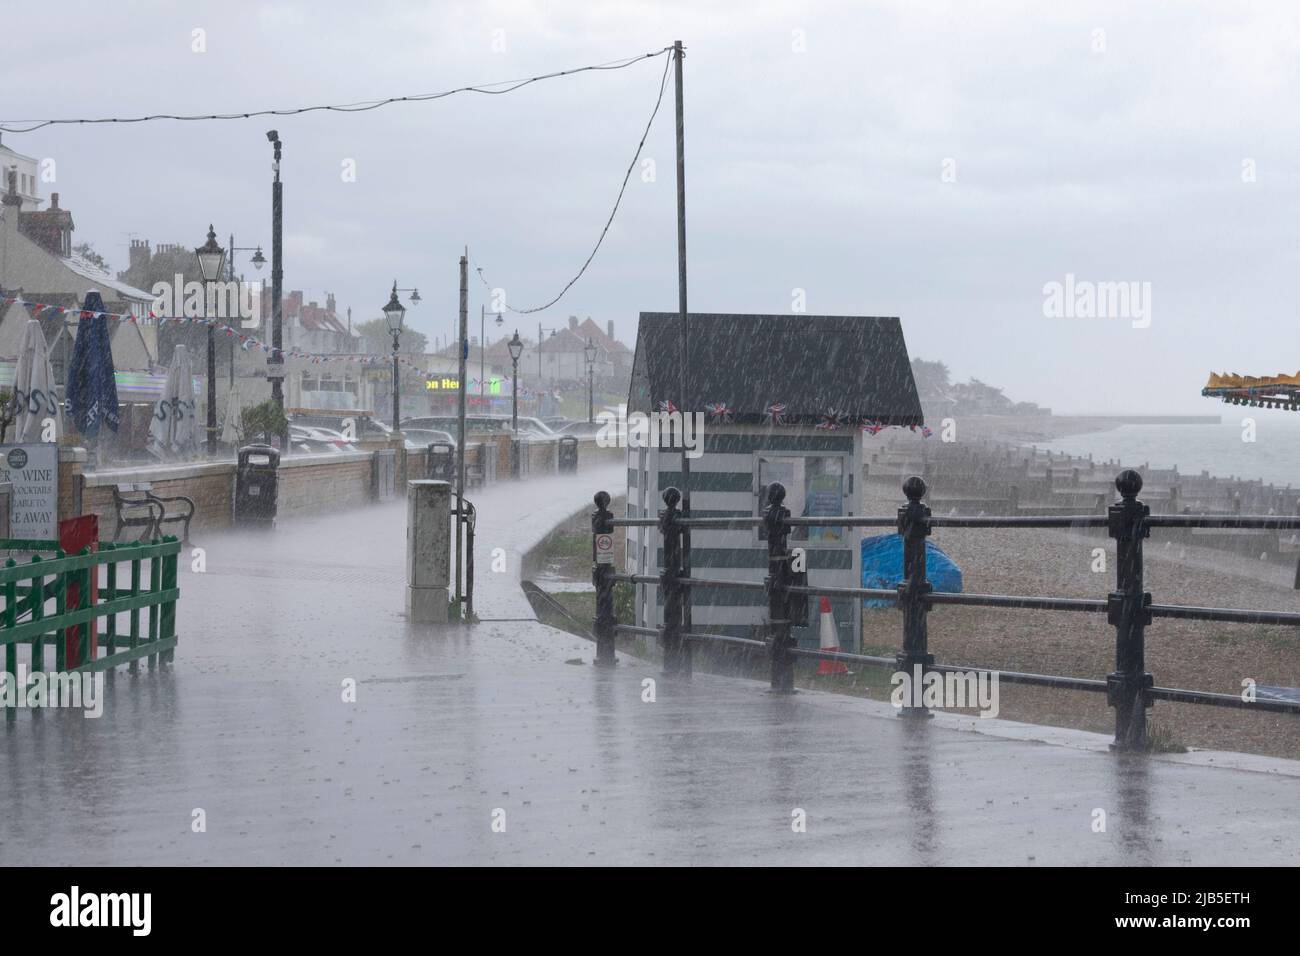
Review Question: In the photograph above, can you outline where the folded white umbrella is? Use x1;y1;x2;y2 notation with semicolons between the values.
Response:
10;319;62;443
171;345;198;456
147;344;199;459
220;384;242;445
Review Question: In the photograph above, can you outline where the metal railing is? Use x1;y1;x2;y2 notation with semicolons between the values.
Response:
589;471;1300;752
2;536;182;720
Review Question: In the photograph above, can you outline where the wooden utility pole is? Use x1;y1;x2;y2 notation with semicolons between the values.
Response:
673;39;692;668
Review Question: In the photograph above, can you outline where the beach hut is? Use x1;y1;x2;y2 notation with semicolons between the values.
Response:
624;312;923;651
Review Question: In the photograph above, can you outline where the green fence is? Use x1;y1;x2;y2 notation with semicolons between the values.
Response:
2;537;181;719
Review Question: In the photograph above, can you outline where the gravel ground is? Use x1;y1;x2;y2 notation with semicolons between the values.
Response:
861;480;1300;759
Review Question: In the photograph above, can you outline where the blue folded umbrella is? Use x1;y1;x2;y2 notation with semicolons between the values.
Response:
64;290;121;438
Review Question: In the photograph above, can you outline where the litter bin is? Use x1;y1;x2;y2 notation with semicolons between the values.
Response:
426;442;455;482
558;435;579;474
235;443;280;528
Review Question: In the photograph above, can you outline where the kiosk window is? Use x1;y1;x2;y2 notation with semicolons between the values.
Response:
757;455;845;543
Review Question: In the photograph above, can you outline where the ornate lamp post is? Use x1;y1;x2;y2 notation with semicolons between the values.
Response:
382;282;407;432
195;225;226;456
381;283;420;428
507;330;524;433
225;236;264;386
584;337;598;423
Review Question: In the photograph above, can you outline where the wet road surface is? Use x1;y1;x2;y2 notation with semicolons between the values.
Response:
2;465;1297;865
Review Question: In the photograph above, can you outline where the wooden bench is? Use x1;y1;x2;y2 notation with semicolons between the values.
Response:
111;483;195;543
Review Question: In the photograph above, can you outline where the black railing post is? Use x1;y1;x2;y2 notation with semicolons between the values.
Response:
591;490;617;666
897;476;934;717
764;482;796;693
659;487;687;676
1107;469;1153;751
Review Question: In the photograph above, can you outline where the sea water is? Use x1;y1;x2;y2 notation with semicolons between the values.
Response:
1037;416;1300;488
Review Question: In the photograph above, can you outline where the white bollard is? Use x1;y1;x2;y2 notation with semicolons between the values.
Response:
407;480;451;624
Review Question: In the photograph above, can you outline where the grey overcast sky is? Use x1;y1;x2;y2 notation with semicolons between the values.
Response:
4;0;1296;413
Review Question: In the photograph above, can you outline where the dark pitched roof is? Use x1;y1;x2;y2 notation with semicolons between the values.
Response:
629;312;923;425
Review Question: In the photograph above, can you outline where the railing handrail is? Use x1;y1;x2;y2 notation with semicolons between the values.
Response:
3;534;180;716
0;537;181;586
588;470;1300;751
610;513;1300;531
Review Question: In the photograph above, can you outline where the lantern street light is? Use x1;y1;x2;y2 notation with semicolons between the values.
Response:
225;235;265;387
507;330;524;435
382;281;407;432
195;224;226;456
584;337;598;424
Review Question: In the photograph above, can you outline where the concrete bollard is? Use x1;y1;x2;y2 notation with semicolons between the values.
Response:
407;479;451;624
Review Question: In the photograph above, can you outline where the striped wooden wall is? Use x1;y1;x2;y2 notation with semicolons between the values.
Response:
626;425;863;651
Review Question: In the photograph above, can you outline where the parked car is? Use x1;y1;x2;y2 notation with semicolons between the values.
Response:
358;418;396;439
401;414;557;439
401;428;457;452
558;420;605;437
542;416;572;430
289;424;356;453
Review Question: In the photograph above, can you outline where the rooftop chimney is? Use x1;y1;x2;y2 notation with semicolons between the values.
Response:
606;319;614;339
568;315;578;330
2;169;20;208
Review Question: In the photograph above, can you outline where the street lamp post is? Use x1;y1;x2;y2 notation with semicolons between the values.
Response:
266;131;284;434
195;225;226;457
489;309;503;411
584;337;597;423
508;330;523;433
536;323;558;418
385;283;421;427
382;282;407;434
226;235;264;386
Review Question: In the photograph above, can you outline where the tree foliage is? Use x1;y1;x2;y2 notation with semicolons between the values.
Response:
73;242;111;273
910;357;952;400
354;318;428;356
239;399;287;445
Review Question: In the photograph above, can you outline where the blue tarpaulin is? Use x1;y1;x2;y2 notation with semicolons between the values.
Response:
861;534;963;607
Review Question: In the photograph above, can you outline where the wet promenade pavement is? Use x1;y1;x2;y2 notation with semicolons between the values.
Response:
2;464;1298;866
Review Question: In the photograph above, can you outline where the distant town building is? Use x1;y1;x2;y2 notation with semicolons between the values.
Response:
0;138;44;211
0;172;155;379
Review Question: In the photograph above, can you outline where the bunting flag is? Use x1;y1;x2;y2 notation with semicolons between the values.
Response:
765;402;787;425
657;399;678;414
705;401;733;423
0;293;441;379
815;410;846;431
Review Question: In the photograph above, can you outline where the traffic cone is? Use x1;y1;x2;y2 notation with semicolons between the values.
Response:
816;596;849;675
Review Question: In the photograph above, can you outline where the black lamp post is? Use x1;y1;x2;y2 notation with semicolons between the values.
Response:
584;337;597;423
382;282;406;431
507;330;524;433
266;130;284;432
226;235;264;386
195;224;226;456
